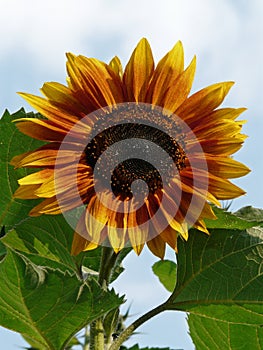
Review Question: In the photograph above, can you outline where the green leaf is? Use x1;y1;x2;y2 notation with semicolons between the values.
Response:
167;208;263;350
1;215;77;274
187;314;229;349
235;205;263;224
0;109;44;231
188;313;263;350
0;241;6;261
0;226;6;260
171;227;263;307
0;248;123;350
204;206;262;229
78;247;102;275
123;345;175;350
152;260;177;292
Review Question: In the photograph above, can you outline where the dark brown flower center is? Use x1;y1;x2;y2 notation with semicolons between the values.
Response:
84;103;186;200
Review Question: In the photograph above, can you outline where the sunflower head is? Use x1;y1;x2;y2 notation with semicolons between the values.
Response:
11;38;250;258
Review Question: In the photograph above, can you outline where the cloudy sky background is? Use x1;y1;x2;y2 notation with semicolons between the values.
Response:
0;0;262;349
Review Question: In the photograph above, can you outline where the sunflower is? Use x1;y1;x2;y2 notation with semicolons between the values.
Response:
11;38;250;258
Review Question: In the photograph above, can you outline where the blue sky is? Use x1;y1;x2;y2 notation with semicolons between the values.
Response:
0;0;262;349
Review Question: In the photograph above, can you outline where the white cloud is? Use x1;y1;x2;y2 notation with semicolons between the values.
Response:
1;0;262;106
1;0;261;66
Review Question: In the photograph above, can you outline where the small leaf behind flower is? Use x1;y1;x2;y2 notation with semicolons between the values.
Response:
234;205;263;224
152;259;176;292
204;206;262;229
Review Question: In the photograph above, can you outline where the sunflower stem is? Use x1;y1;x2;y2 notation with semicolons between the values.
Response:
89;318;105;350
109;302;168;350
90;246;118;350
98;246;117;286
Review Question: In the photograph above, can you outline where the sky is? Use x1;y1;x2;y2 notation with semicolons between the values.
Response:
0;0;262;349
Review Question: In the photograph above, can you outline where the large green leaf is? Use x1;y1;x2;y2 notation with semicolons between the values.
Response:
166;207;263;350
0;248;123;350
1;215;76;273
188;313;263;350
0;109;44;231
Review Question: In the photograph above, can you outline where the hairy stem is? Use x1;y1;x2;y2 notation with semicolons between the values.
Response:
98;247;118;286
90;247;118;350
109;302;168;350
90;318;105;350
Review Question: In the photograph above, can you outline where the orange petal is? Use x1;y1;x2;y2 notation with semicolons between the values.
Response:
160;192;190;237
198;137;246;156
29;197;62;216
14;118;68;141
66;53;84;92
11;149;68;168
71;232;98;255
85;194;109;245
171;175;221;207
146;41;184;105
127;198;148;255
176;82;234;121
71;211;99;255
41;82;87;113
192;119;243;140
160;225;178;252
18;92;79;126
189;107;247;130
107;201;127;253
66;53;84;91
29;186;88;215
205;156;250;179
17;169;53;185
146;230;166;259
182;168;246;199
109;56;123;78
208;177;246;199
13;184;42;199
199;201;217;221
163;56;196;113
123;38;154;102
75;55;124;107
193;219;210;234
11;142;83;168
34;165;93;198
